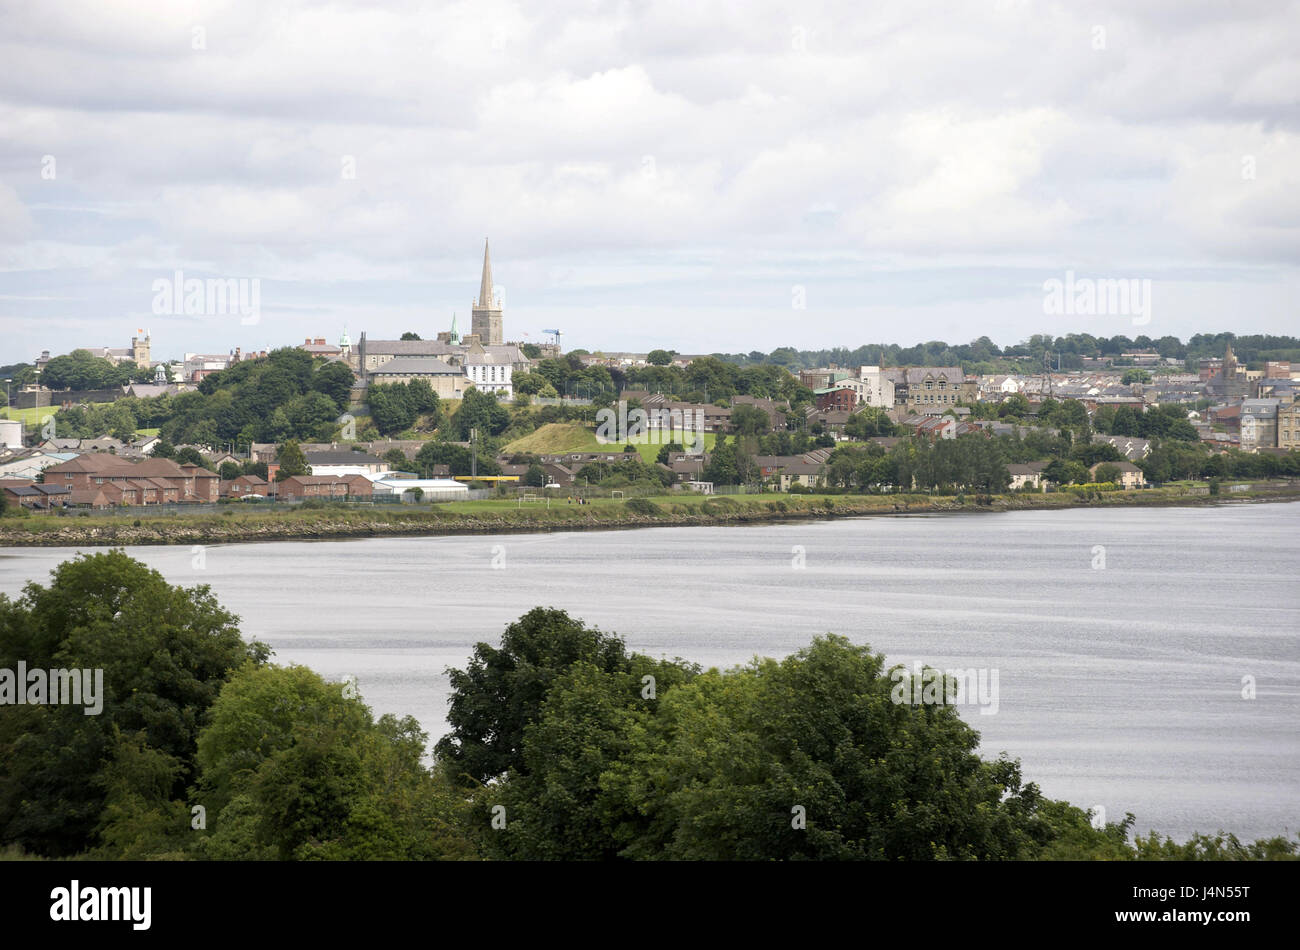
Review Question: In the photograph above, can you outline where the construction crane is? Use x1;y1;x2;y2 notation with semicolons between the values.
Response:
543;328;563;351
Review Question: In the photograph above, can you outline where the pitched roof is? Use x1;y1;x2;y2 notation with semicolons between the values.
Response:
303;450;386;465
370;357;460;375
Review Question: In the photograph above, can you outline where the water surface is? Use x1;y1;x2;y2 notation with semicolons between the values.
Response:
2;502;1296;841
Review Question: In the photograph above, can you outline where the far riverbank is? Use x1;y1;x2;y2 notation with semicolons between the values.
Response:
1;480;1298;548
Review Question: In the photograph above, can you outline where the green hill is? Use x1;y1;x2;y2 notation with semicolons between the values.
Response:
503;422;714;464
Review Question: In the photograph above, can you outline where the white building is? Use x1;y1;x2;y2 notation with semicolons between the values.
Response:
0;419;22;450
856;366;896;408
369;475;469;500
303;450;390;478
0;450;80;479
463;351;514;397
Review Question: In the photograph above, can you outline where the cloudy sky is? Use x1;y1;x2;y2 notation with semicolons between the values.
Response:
1;0;1297;364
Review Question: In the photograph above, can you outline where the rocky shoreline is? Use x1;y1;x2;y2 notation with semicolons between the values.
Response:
1;484;1297;548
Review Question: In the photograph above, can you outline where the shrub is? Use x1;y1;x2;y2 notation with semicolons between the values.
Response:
625;497;662;516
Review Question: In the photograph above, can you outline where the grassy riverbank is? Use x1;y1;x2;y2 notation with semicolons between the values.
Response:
2;480;1298;547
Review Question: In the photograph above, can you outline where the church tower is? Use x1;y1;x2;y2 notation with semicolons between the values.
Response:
471;239;504;346
132;331;151;367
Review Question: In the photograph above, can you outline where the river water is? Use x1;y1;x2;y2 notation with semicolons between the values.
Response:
2;502;1297;842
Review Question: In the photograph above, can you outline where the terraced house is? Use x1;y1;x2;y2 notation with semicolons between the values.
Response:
40;455;219;505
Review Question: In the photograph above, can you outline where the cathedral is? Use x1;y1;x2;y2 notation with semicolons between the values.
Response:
348;239;529;394
470;239;504;346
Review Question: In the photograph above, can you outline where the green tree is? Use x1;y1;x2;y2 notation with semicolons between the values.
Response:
275;440;311;481
730;404;770;438
175;446;206;467
413;440;501;478
195;663;475;861
647;349;675;366
450;388;510;440
435;608;635;785
406;378;441;419
1093;463;1122;484
0;551;267;856
1111;406;1138;435
311;361;355;412
383;448;410;472
611;636;1059;860
366;384;416;436
39;350;121;390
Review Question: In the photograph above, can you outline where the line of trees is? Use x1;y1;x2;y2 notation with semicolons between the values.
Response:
712;332;1300;373
121;348;356;447
2;556;1295;861
39;350;153;390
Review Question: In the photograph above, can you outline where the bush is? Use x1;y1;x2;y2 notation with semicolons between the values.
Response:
625;497;662;516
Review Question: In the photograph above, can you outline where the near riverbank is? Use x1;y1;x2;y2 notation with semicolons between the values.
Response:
2;481;1298;548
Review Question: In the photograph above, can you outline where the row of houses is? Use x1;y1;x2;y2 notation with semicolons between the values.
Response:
1007;460;1147;491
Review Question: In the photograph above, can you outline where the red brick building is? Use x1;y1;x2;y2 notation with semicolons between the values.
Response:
220;474;270;499
815;386;857;412
42;455;219;504
277;474;373;500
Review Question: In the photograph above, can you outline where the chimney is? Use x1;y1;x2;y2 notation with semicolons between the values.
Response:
305;338;312;345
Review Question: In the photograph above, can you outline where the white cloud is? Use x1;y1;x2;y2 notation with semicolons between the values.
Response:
0;0;1296;359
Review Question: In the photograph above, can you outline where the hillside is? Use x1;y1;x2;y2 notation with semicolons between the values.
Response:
502;422;602;456
503;422;716;463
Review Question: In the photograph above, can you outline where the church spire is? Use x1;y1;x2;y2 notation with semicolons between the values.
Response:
477;238;494;309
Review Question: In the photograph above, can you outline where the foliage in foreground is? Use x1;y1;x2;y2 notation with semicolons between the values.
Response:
0;554;1295;861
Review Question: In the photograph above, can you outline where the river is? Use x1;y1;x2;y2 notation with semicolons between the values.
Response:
2;502;1297;842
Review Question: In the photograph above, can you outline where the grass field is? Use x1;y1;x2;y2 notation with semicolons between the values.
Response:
1;406;52;427
502;422;716;464
1;405;159;440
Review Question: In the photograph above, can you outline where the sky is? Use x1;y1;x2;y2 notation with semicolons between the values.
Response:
0;0;1297;364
